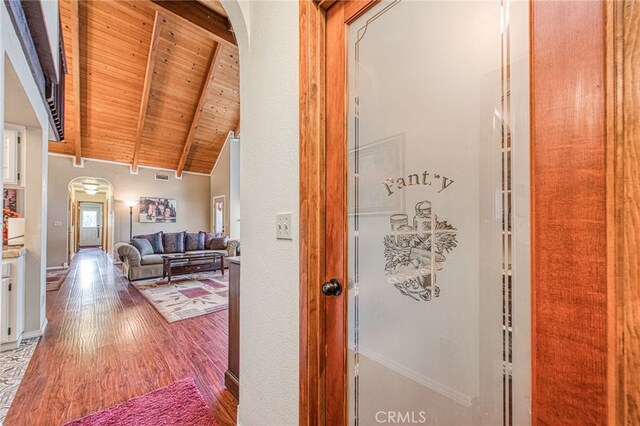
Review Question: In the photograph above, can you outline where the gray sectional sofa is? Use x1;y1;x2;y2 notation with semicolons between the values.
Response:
115;231;239;281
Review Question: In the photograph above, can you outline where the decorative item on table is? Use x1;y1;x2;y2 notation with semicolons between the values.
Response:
3;208;20;246
139;197;177;223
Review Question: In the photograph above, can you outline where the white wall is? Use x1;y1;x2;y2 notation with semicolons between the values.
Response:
46;156;212;267
223;1;300;424
2;1;54;337
23;127;47;334
229;137;241;239
210;138;231;234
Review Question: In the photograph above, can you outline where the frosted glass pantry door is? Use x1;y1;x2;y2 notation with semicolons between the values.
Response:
346;1;530;425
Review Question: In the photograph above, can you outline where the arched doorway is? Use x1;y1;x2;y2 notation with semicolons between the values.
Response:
67;177;114;261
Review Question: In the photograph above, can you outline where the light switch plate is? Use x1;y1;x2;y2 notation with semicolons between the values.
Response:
276;213;293;240
53;221;62;227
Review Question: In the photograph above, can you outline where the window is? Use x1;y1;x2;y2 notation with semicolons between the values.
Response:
82;210;97;227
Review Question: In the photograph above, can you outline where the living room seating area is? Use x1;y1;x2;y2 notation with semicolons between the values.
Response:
116;231;239;281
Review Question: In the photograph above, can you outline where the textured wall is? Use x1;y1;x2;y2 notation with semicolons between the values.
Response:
46;155;211;267
229;139;241;239
223;0;300;424
210;138;231;235
2;1;53;336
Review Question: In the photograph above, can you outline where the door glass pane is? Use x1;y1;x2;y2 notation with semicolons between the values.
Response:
215;199;224;234
347;1;530;424
82;210;97;228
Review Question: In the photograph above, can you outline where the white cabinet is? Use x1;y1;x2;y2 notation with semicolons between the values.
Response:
0;254;25;351
3;125;24;187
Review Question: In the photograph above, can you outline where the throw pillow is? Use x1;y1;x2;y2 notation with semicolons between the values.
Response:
208;236;228;250
185;232;205;251
204;232;224;249
163;231;185;253
133;231;164;254
131;238;154;256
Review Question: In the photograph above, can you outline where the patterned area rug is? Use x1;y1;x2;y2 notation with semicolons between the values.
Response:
132;273;228;323
46;268;70;292
64;378;216;426
0;338;39;423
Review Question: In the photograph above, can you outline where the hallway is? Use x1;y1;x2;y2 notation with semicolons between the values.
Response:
4;249;237;425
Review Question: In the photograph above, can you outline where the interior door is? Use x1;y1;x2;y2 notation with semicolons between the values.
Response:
79;203;103;247
213;196;225;234
324;1;531;424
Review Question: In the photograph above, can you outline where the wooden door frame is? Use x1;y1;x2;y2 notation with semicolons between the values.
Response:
609;1;640;424
299;1;327;422
76;201;106;250
299;0;637;424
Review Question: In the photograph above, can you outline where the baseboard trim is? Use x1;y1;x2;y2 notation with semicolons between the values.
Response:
23;318;48;339
353;345;474;408
22;330;42;339
46;266;67;271
225;370;239;399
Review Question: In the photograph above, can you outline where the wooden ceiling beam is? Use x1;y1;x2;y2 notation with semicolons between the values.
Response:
131;11;163;173
70;0;82;165
149;0;235;47
315;0;338;11
176;42;223;177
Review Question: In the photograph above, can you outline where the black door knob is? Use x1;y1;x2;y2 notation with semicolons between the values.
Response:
322;278;342;296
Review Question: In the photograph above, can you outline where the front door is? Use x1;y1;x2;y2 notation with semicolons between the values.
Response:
324;1;531;424
79;203;103;247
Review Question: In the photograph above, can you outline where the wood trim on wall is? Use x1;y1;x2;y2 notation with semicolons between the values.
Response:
606;1;619;423
611;1;640;424
324;2;348;424
299;0;327;424
530;1;608;424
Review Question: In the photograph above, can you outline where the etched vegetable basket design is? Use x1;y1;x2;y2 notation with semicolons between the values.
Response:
384;200;458;301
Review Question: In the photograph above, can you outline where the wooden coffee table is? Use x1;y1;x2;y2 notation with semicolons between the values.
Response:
162;253;225;283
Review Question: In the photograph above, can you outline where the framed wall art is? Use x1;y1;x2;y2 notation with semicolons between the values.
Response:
139;197;177;223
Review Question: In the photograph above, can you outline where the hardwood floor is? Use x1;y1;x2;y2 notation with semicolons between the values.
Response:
4;249;238;426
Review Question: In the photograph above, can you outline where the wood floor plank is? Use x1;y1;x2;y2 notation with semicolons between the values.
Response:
4;249;237;425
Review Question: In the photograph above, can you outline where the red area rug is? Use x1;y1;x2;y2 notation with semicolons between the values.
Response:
64;378;215;426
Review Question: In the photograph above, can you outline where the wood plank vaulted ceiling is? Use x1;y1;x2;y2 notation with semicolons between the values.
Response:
50;0;240;175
